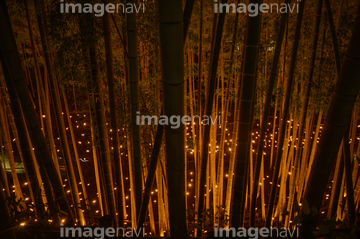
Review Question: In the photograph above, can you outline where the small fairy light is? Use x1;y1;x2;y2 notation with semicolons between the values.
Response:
20;222;26;226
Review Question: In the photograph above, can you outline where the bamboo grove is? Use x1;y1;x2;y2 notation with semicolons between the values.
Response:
0;0;360;238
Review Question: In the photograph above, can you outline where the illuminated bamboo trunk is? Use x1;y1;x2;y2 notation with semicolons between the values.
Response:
349;109;357;156
337;173;346;221
187;48;198;215
197;4;226;234
0;142;10;197
24;0;60;177
33;0;85;225
137;122;164;231
0;64;46;216
269;106;278;170
343;128;356;224
89;43;117;226
300;114;313;190
225;72;240;216
0;102;25;209
299;114;316;196
248;3;293;217
265;0;305;228
42;69;61;177
0;86;19;199
270;21;289;171
126;0;142;217
119;142;126;220
195;4;203;232
138;133;156;234
0;1;72;221
354;144;360;211
211;103;217;221
303;111;323;196
352;127;360;191
62;88;89;210
127;139;137;228
327;144;344;219
215;49;225;212
249;141;254;209
90;116;104;216
159;149;169;233
156;152;165;237
286;115;311;227
206;153;210;211
188;66;198;192
184;69;188;214
260;155;265;221
301;6;360;235
275;117;292;223
103;8;124;225
279;118;296;223
282;116;299;226
141;156;156;235
287;0;323;227
3;89;26;175
148;188;156;235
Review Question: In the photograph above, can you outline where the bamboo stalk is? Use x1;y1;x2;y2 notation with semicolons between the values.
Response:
0;102;25;208
90;115;104;217
265;0;306;227
61;88;89;210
